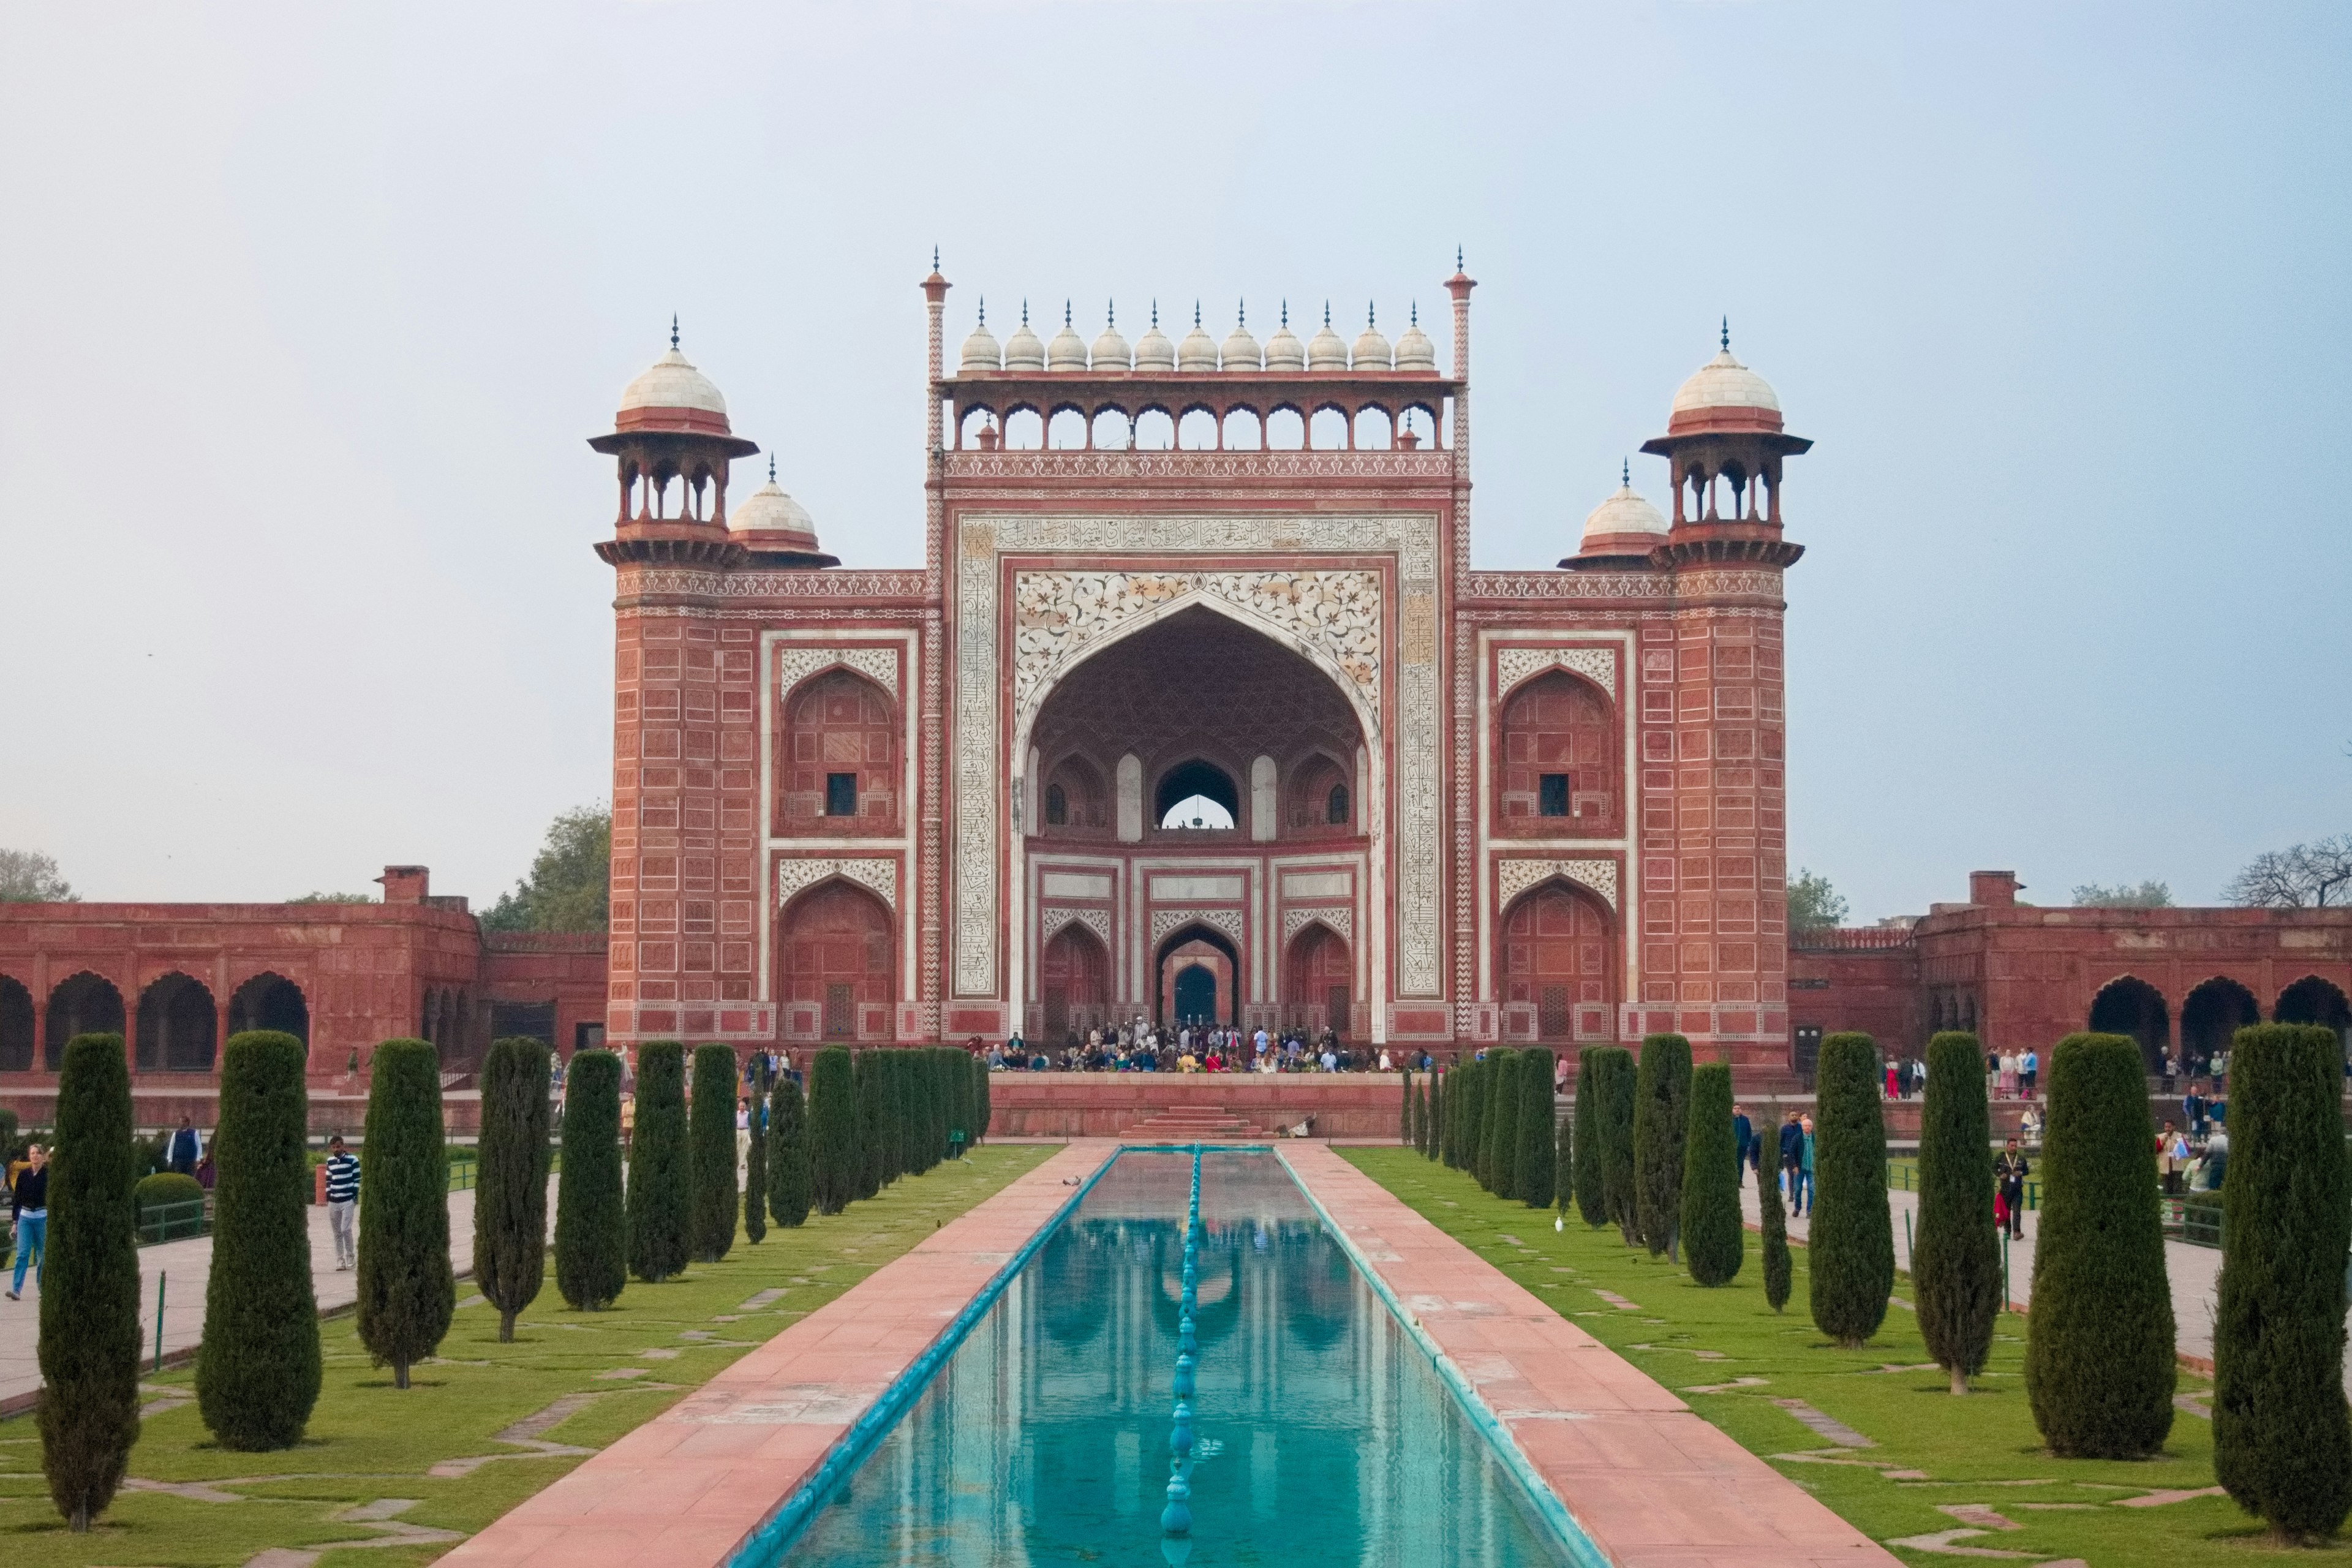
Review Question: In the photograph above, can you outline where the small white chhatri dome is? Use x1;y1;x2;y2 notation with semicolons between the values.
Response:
1306;303;1349;371
1219;303;1261;372
1350;304;1392;372
1393;303;1438;372
1176;304;1218;372
1263;303;1305;372
959;302;1002;372
1133;304;1176;372
1046;302;1089;372
1001;303;1046;372
1091;303;1131;371
730;456;818;538
1669;322;1783;430
619;322;728;420
1581;462;1670;543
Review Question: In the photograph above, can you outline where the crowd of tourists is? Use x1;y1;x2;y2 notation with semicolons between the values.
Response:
985;1020;1436;1074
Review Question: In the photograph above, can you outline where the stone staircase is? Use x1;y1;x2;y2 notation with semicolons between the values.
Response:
1120;1104;1263;1141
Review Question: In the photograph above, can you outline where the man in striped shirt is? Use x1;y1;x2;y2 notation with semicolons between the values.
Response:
323;1135;360;1269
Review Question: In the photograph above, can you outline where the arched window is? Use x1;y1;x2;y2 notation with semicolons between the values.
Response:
0;977;33;1072
1496;669;1621;836
1327;783;1349;826
780;668;897;835
1285;754;1353;836
2088;976;2170;1074
1045;783;1067;826
45;972;124;1071
1155;759;1239;830
137;973;217;1072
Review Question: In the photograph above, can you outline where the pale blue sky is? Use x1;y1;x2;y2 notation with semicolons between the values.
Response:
1;1;2345;920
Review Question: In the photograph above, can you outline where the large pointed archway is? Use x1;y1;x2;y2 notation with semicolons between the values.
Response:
1498;878;1618;1044
1155;921;1242;1030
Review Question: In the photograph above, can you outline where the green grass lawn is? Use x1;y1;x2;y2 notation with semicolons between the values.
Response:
1340;1147;2340;1567
0;1144;1053;1567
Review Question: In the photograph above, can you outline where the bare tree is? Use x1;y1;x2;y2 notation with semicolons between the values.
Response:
2225;835;2352;908
0;850;75;903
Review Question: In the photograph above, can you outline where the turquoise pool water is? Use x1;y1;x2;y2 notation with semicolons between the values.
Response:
769;1149;1576;1566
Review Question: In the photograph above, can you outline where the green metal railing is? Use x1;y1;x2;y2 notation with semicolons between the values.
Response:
1887;1160;2038;1212
2163;1196;2223;1248
137;1197;209;1246
448;1152;477;1191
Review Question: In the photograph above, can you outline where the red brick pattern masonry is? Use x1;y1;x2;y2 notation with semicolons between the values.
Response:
1279;1144;1898;1567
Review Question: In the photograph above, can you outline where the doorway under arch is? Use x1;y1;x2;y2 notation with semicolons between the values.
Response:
2179;976;2259;1068
2088;976;2169;1074
46;971;124;1070
2275;976;2352;1055
0;976;32;1071
780;879;895;1042
1155;923;1240;1029
1283;922;1353;1038
1501;880;1618;1043
1039;921;1110;1042
230;973;310;1047
137;973;217;1072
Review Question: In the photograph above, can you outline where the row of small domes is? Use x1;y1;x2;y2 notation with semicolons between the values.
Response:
960;301;1439;375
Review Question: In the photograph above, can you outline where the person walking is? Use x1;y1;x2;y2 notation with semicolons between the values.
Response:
1732;1103;1754;1186
168;1114;204;1176
2019;1047;2038;1100
323;1134;360;1270
7;1144;48;1299
1796;1115;1816;1216
1778;1111;1804;1210
1993;1138;2029;1240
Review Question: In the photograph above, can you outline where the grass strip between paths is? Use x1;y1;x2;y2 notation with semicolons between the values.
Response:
0;1144;1054;1567
1338;1147;2320;1568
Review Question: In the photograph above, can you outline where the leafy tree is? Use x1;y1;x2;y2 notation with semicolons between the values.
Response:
2213;1023;2352;1542
2225;834;2352;908
2070;880;2172;908
1786;867;1848;933
1515;1049;1556;1207
284;891;378;904
768;1074;813;1228
479;804;612;932
0;851;74;902
2025;1032;2175;1458
196;1031;320;1448
1679;1062;1743;1286
475;1038;551;1342
1808;1032;1893;1348
1914;1033;1999;1395
1572;1049;1605;1227
1758;1158;1793;1312
38;1033;138;1529
356;1039;453;1389
1480;1049;1520;1195
688;1045;739;1264
554;1049;625;1310
1591;1047;1639;1246
744;1066;767;1245
1632;1035;1693;1259
808;1047;859;1215
625;1042;690;1282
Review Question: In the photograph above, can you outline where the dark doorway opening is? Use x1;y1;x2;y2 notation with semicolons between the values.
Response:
1174;964;1217;1023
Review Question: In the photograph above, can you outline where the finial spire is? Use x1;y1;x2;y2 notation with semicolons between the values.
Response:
1237;298;1245;327
669;314;679;350
1281;300;1289;328
1322;301;1331;326
1064;300;1072;326
977;297;986;325
771;453;778;482
1721;315;1730;350
1107;299;1115;326
1456;244;1464;271
1621;458;1630;488
1152;300;1159;328
1367;300;1376;328
1193;301;1201;327
1411;301;1419;326
1020;299;1029;325
932;244;940;271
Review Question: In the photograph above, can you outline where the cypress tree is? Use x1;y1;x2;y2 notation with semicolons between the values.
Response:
1440;1063;1460;1166
1593;1046;1640;1245
1516;1049;1556;1207
624;1042;690;1283
1454;1059;1480;1172
1415;1082;1433;1158
1425;1068;1442;1161
1914;1032;1999;1395
853;1051;886;1199
356;1038;453;1389
973;1052;992;1145
1758;1156;1792;1312
1572;1049;1606;1227
769;1074;813;1227
2214;1023;2351;1541
1481;1048;1520;1194
1632;1033;1693;1261
931;1048;955;1165
688;1045;739;1264
39;1033;140;1529
554;1049;625;1310
1554;1110;1572;1215
195;1031;318;1449
1680;1061;1743;1286
2026;1032;2175;1458
809;1046;859;1214
1809;1031;1893;1348
744;1069;767;1245
948;1047;975;1157
474;1037;551;1343
1399;1068;1414;1144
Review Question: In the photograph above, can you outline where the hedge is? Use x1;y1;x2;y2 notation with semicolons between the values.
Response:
768;1074;813;1228
1515;1049;1556;1208
688;1045;739;1265
625;1042;690;1283
1632;1035;1692;1260
853;1050;887;1200
1571;1049;1605;1227
554;1049;625;1310
1480;1048;1520;1195
196;1032;320;1447
2213;1023;2351;1540
475;1037;551;1343
356;1039;452;1389
809;1047;859;1215
2024;1032;2174;1458
1679;1061;1742;1286
1808;1031;1893;1348
134;1171;203;1213
38;1033;141;1530
1914;1032;1999;1395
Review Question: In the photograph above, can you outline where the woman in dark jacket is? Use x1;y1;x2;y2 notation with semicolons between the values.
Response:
9;1145;48;1300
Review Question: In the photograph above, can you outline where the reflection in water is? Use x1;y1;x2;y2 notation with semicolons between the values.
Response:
777;1151;1569;1566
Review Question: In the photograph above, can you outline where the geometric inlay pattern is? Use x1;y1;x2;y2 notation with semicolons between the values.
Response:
1041;905;1112;946
1496;858;1619;912
777;857;899;911
1150;907;1248;947
1494;644;1616;701
1281;905;1353;944
775;646;900;703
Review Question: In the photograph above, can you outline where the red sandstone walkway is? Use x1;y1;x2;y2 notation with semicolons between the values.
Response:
439;1141;1115;1568
1280;1144;1898;1567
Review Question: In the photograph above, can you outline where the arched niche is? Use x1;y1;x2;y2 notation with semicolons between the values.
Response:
778;668;899;837
1156;923;1240;1029
1156;758;1240;830
229;971;310;1047
2088;976;2170;1074
2179;976;2260;1066
46;971;124;1071
137;972;217;1072
0;976;33;1071
1038;752;1109;836
1039;921;1110;1042
1283;921;1353;1037
1499;880;1617;1044
1496;669;1622;836
2277;976;2352;1055
1285;751;1354;836
779;879;895;1043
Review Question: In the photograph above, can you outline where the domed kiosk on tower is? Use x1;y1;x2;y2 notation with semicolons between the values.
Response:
590;326;759;568
1562;464;1670;567
1640;324;1811;551
728;455;839;568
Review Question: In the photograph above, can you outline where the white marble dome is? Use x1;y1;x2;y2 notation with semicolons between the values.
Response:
1306;306;1349;371
1091;306;1131;372
1393;305;1438;372
1047;304;1089;371
1581;474;1669;541
1672;336;1782;422
1177;306;1219;372
1219;306;1261;372
959;307;1001;372
620;344;727;418
1001;306;1046;372
1263;307;1306;372
1351;306;1392;372
1133;307;1176;372
730;464;818;540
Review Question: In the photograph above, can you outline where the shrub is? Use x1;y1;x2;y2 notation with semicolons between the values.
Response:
1809;1031;1893;1348
1915;1033;1999;1395
1590;1047;1638;1245
1553;1110;1571;1215
973;1053;992;1145
1455;1058;1482;1174
1516;1049;1556;1207
37;1033;140;1529
1572;1049;1605;1227
2213;1023;2351;1540
1425;1069;1441;1161
1441;1060;1465;1168
1632;1035;1693;1260
1480;1048;1520;1195
768;1074;813;1227
1399;1068;1413;1144
475;1038;551;1343
946;1047;976;1158
744;1075;767;1246
689;1046;739;1264
809;1047;859;1215
2025;1031;2174;1458
554;1049;625;1310
625;1042;690;1283
930;1047;955;1165
356;1038;453;1389
1415;1082;1433;1159
195;1032;320;1448
1680;1061;1743;1286
1758;1157;1792;1312
134;1171;203;1213
854;1051;886;1200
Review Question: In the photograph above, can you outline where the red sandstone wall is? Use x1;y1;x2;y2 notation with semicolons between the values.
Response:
987;1073;1413;1139
1789;934;1921;1054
